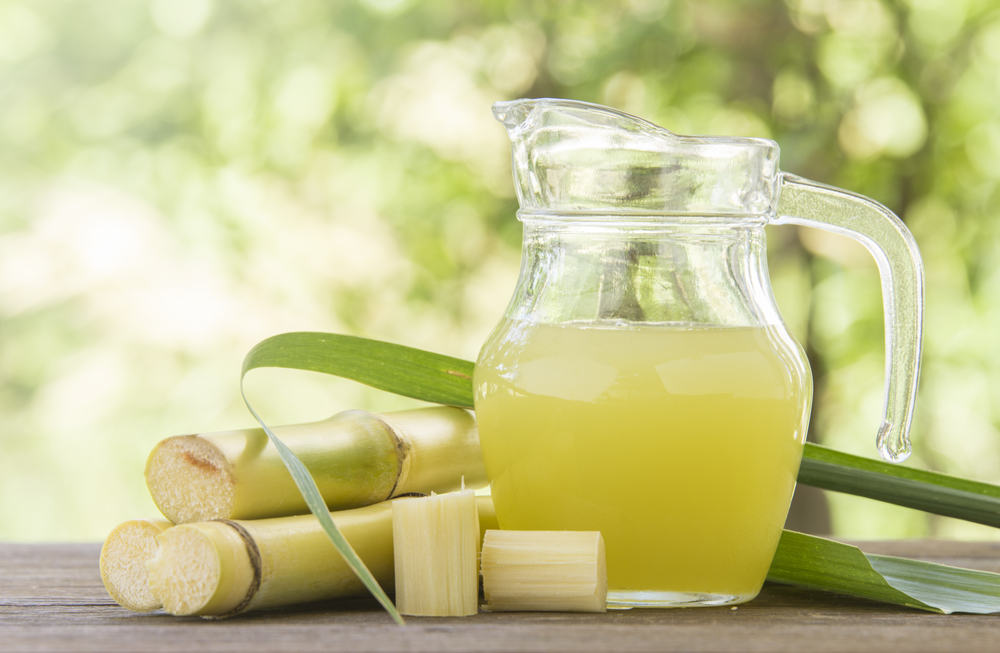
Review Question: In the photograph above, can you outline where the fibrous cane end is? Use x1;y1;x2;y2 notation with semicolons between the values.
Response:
99;520;170;611
145;435;235;523
145;526;223;616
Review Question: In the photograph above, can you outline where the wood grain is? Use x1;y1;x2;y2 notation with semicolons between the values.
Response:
1;542;997;652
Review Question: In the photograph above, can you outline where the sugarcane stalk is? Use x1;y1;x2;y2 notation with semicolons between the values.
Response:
99;519;172;611
141;496;498;617
144;406;486;523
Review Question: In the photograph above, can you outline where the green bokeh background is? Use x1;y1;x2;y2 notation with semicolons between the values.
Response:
1;0;998;541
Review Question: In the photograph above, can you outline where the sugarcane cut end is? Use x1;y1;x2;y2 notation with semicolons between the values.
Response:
99;519;170;612
146;522;255;616
145;435;236;523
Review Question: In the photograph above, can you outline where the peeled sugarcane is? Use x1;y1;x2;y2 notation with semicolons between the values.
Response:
139;496;499;617
392;489;480;616
145;406;486;523
99;519;172;611
480;530;607;613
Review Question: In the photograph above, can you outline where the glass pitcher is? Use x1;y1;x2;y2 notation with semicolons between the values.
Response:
474;99;923;608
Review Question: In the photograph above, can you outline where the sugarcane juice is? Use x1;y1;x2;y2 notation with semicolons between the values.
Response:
474;320;811;604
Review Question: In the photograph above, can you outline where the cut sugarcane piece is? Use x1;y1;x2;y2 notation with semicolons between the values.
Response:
99;519;172;611
481;530;607;613
146;519;255;616
145;501;392;617
139;496;498;618
145;407;487;523
392;490;480;616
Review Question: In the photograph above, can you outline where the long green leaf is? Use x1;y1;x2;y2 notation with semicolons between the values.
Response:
800;443;1000;528
241;331;1000;615
769;531;1000;614
244;332;474;407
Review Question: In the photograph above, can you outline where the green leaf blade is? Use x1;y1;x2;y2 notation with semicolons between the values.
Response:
767;530;939;612
800;443;1000;528
243;331;475;408
768;531;1000;615
867;554;1000;615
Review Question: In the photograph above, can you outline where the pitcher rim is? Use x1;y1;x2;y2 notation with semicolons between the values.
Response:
493;97;780;153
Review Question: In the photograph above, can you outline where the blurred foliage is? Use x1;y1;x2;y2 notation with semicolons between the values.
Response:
1;0;998;540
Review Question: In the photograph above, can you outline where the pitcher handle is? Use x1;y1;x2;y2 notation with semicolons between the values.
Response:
774;173;924;462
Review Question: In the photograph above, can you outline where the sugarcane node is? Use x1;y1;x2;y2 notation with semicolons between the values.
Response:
204;519;263;619
381;417;411;500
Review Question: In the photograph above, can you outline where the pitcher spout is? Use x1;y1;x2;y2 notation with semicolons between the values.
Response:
492;99;537;133
492;98;780;218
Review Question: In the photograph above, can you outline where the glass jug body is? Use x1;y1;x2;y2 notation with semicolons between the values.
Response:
476;98;922;608
475;217;812;607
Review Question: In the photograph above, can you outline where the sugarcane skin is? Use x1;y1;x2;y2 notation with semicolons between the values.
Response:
239;501;395;613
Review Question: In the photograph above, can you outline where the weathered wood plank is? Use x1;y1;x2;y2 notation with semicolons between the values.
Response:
1;542;997;652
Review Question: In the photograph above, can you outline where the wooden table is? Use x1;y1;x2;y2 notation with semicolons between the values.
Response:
2;541;997;652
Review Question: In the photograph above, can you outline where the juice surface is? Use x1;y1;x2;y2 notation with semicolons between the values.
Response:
474;320;811;602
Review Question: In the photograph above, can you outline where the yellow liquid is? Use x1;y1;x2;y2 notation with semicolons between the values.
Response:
474;320;811;606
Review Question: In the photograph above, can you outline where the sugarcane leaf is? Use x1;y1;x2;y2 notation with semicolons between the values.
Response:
769;531;1000;614
800;443;1000;528
244;331;475;407
240;331;1000;615
867;553;1000;614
